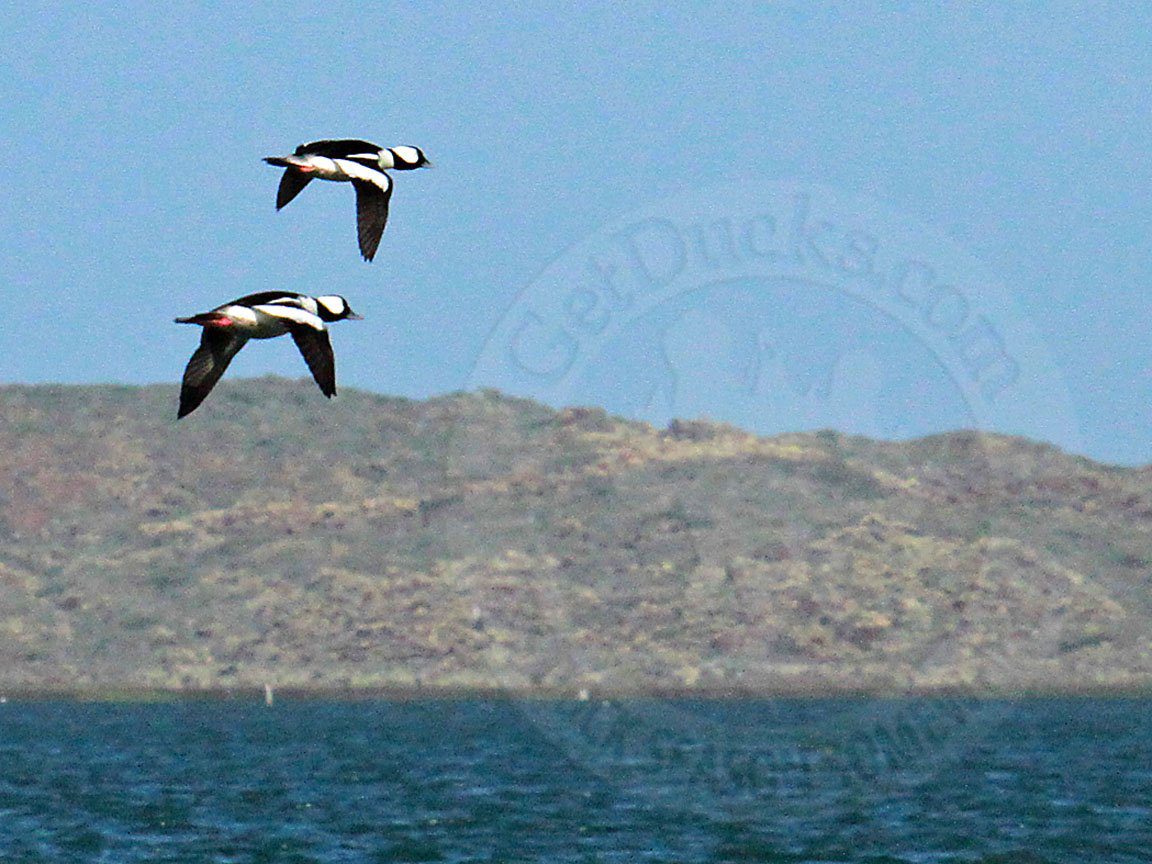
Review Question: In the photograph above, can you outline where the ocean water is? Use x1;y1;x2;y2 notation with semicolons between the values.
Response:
0;698;1147;863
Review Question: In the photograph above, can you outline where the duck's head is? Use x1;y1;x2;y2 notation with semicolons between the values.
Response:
387;145;432;170
316;295;363;322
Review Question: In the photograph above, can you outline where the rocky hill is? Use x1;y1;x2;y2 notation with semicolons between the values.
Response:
1;380;1150;695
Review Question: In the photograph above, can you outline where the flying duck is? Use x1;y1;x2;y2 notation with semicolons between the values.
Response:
263;140;431;262
174;292;361;418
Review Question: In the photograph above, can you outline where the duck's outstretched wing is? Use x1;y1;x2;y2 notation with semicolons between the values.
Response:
289;325;337;397
178;329;248;418
275;170;313;210
352;176;393;262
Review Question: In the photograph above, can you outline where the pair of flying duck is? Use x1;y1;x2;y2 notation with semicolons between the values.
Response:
176;139;430;418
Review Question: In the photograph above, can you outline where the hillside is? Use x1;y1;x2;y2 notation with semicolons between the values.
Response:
1;380;1150;694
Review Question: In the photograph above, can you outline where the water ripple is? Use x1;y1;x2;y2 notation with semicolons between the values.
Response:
0;698;1146;862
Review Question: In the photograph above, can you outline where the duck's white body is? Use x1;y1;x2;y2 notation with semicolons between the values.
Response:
204;294;344;338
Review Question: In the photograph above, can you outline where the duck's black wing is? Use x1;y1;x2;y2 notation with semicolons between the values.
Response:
289;326;337;397
275;170;313;210
352;176;393;262
178;329;248;418
229;291;307;308
296;139;382;158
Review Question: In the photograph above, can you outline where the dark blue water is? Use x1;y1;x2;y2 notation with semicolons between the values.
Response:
0;698;1147;863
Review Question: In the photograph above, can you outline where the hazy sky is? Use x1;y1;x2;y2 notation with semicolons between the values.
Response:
2;3;1149;464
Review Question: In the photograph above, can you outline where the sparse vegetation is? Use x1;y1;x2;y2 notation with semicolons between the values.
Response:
1;379;1150;695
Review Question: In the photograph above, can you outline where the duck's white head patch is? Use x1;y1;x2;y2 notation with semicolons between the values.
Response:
391;145;423;166
317;295;348;317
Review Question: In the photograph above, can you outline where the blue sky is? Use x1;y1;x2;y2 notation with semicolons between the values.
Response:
2;3;1148;464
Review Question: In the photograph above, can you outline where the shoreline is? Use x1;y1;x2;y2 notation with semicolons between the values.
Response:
2;682;1150;703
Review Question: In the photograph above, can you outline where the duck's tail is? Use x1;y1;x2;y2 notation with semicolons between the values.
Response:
174;312;228;326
